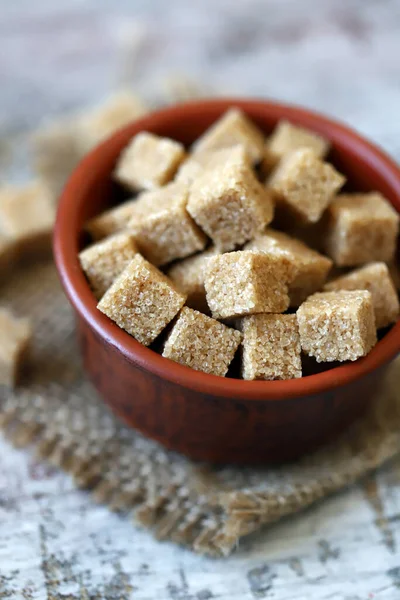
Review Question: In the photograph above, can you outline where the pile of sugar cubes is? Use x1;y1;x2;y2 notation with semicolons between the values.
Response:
80;109;400;380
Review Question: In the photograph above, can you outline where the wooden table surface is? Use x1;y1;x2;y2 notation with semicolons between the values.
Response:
1;1;400;598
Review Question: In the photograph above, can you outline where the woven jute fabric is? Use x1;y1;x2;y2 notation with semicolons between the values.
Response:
1;259;400;557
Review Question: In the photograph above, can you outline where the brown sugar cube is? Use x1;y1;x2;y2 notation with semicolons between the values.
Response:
192;108;265;163
204;251;293;320
324;262;399;329
187;161;274;251
268;148;345;224
85;199;139;241
241;314;302;380
297;290;377;362
324;192;399;266
79;232;139;300
127;180;198;225
0;181;55;257
175;144;250;185
85;181;182;241
0;309;32;387
263;120;330;173
98;254;186;346
114;132;186;192
244;228;332;306
167;246;220;312
128;182;207;266
127;181;191;222
162;307;242;376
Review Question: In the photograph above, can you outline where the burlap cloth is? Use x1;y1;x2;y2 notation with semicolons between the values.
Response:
1;258;400;557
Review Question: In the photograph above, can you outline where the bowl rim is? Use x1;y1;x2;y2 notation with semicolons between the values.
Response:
54;97;400;400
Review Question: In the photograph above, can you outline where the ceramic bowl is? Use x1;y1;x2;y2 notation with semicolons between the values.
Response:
54;99;400;464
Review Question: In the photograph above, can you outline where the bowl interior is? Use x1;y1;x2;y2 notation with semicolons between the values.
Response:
55;99;400;400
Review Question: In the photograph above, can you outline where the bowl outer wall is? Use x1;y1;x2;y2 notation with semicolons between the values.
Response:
77;314;385;463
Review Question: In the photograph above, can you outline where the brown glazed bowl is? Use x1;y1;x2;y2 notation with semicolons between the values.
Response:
54;99;400;465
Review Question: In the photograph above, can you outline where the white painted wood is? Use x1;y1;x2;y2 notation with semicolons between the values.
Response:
1;438;400;599
1;0;400;597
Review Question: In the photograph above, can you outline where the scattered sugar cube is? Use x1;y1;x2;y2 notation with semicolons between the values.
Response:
264;120;330;170
324;262;399;329
325;192;399;266
85;199;140;241
128;182;207;266
0;181;55;257
79;232;139;300
241;314;302;380
268;148;345;224
204;251;293;319
79;91;147;151
98;254;186;346
297;290;377;362
114;132;186;191
192;108;265;163
167;246;220;312
162;307;242;377
0;308;32;387
187;161;274;251
128;181;194;221
244;228;332;306
175;144;250;185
